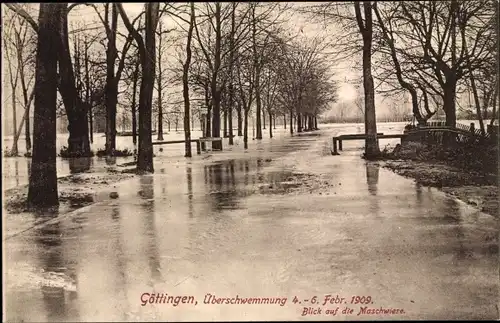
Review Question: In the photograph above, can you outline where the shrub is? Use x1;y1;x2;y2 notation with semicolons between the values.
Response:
59;146;95;158
96;148;134;157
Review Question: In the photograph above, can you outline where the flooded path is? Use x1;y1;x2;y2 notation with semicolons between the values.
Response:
3;125;498;321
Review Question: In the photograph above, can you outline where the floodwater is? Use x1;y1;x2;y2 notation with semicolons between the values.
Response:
2;123;499;321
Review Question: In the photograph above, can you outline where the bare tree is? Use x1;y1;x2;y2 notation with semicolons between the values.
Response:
27;3;63;208
118;3;160;173
182;3;196;157
354;1;379;158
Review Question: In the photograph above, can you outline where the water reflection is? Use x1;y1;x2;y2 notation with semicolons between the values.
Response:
139;176;162;284
15;159;19;186
27;159;32;180
186;167;193;218
365;163;379;196
244;161;250;186
69;157;92;174
203;161;240;211
365;163;380;216
441;198;469;262
34;211;78;321
105;156;117;166
110;205;128;317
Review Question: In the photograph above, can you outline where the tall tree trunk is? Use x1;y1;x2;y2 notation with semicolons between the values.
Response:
297;112;302;133
183;2;195;157
211;3;222;150
89;104;93;143
9;72;19;156
84;37;93;144
57;6;91;157
28;3;61;208
355;1;379;158
133;3;159;173
251;5;262;140
105;4;118;155
228;3;236;146
237;102;243;136
284;114;286;129
263;110;266;130
223;108;228;137
228;104;233;144
490;84;498;125
157;22;164;141
268;111;273;138
25;109;31;153
289;110;294;134
469;75;485;135
443;81;457;129
6;35;20;156
131;58;139;147
204;84;211;137
15;31;32;154
445;0;458;131
244;109;249;149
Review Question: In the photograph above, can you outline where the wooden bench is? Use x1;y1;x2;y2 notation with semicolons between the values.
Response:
198;137;223;151
332;133;408;155
152;139;202;155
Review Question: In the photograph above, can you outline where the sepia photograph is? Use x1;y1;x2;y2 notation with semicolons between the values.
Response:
2;1;499;321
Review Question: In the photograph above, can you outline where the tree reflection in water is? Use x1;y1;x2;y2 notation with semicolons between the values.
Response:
186;167;193;218
68;157;92;174
139;175;162;284
365;162;380;216
203;160;240;212
34;209;78;321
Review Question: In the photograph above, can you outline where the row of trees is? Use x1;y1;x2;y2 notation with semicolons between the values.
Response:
301;0;498;155
5;2;337;208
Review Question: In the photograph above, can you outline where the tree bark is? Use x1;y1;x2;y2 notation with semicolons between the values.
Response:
268;111;273;138
244;109;249;149
131;57;139;147
136;3;158;173
9;70;19;155
297;111;302;133
228;3;236;147
490;84;498;125
28;3;61;208
237;102;243;136
355;1;379;158
469;74;485;135
183;2;195;157
204;84;212;137
251;5;263;140
223;108;228;137
117;3;158;173
15;30;33;155
211;3;222;150
83;37;93;144
57;5;91;157
6;33;20;156
105;4;118;155
157;21;164;141
289;110;294;134
443;80;458;146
